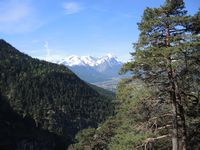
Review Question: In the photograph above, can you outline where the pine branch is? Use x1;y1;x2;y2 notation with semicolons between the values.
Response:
136;134;171;150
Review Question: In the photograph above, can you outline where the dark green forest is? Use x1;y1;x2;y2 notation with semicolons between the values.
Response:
0;39;114;150
69;1;200;150
0;0;199;150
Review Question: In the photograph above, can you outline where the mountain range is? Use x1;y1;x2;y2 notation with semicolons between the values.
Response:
46;54;125;90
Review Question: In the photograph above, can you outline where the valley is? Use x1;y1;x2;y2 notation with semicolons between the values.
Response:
45;54;128;91
0;0;199;149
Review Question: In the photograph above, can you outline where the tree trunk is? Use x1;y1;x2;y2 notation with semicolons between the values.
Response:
168;57;179;150
179;111;187;150
170;85;179;150
173;56;188;150
166;27;179;150
177;91;188;150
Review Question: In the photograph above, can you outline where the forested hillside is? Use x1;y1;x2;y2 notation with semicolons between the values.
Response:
0;39;114;150
0;0;199;150
88;83;115;100
69;1;200;150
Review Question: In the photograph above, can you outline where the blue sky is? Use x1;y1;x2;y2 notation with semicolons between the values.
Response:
0;0;199;62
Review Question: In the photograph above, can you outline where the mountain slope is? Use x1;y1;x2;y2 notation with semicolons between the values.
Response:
0;39;113;150
0;93;67;150
87;83;115;100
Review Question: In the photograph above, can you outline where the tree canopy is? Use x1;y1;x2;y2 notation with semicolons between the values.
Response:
121;0;200;149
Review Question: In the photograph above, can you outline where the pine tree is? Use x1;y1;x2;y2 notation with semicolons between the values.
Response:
121;0;200;149
188;9;200;34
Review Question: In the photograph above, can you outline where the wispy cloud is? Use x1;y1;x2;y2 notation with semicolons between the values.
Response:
63;2;82;14
0;0;42;34
44;41;51;59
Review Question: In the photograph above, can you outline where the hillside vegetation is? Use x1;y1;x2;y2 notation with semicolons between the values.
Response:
0;0;199;150
0;39;114;150
69;1;200;150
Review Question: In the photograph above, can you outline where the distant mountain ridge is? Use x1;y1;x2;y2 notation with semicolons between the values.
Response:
47;54;124;83
49;54;122;67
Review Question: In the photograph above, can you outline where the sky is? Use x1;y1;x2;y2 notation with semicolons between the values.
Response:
0;0;199;62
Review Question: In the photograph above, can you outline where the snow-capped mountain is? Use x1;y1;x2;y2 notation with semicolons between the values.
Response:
58;55;97;67
50;54;122;67
47;54;124;83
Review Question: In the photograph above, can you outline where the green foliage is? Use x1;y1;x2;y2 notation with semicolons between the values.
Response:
88;83;116;100
0;92;68;150
120;0;200;149
69;117;120;150
69;80;165;149
108;133;151;150
69;1;200;150
0;39;114;149
68;128;96;150
189;9;200;34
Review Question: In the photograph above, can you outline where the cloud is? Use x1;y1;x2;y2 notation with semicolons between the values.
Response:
44;41;51;59
0;0;42;34
63;2;82;14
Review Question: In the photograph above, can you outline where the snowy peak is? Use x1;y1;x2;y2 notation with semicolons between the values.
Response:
96;54;121;67
45;54;126;83
65;55;96;66
50;54;122;67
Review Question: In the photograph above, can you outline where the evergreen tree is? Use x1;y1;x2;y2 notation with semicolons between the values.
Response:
188;9;200;34
121;0;200;150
